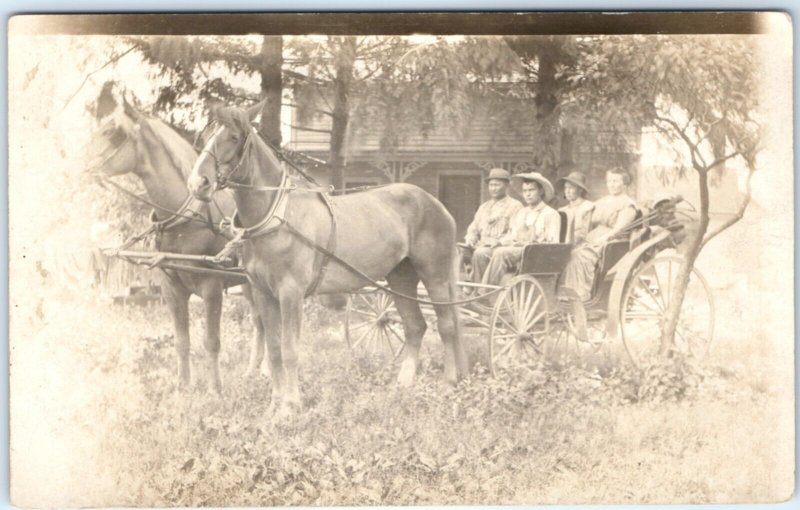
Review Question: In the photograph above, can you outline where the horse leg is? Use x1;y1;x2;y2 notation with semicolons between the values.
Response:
163;280;191;389
416;251;468;384
241;284;267;378
199;278;224;394
278;284;304;416
386;259;427;387
252;287;283;411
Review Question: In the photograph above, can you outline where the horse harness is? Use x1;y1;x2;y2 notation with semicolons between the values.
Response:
217;171;338;298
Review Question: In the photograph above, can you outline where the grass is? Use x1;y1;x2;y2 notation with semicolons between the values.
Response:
9;289;794;507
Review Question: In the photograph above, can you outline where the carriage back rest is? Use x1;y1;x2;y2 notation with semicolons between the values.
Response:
558;211;568;243
519;243;574;276
627;208;650;249
600;209;644;275
595;240;630;283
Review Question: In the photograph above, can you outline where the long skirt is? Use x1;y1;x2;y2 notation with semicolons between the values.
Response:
559;243;602;301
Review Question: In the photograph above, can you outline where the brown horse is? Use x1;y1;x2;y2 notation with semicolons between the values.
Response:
85;86;267;391
187;103;468;416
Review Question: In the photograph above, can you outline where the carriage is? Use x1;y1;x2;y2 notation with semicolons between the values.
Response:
95;97;715;397
344;196;715;373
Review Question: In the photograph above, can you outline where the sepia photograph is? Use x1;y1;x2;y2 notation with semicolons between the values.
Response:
7;12;794;507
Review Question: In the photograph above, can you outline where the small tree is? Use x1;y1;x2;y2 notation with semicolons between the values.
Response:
564;34;761;354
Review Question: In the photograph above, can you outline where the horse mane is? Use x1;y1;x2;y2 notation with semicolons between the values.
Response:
138;115;198;181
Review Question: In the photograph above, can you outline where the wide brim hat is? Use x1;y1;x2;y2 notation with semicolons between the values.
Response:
510;172;555;202
484;167;511;183
557;171;590;194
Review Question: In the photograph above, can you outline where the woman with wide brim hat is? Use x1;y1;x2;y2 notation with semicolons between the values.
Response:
557;171;590;198
557;171;594;245
510;172;555;203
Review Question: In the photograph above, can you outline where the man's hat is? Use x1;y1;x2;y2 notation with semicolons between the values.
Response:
511;172;555;202
558;171;590;194
484;167;511;183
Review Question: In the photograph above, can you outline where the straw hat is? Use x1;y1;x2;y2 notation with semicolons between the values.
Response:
558;171;590;194
484;168;511;183
510;172;555;202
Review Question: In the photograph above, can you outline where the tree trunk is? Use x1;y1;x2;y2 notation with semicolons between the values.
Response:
534;37;561;175
659;168;711;354
559;128;576;171
328;36;356;191
257;36;283;146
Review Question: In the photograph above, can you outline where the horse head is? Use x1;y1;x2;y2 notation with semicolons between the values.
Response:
188;101;263;202
85;82;143;177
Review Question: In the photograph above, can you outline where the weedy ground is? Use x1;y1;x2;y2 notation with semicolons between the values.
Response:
10;291;794;507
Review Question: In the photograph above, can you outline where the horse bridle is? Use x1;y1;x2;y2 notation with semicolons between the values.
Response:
87;123;134;173
200;122;258;190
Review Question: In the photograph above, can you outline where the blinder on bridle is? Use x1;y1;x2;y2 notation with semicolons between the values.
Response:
87;121;135;173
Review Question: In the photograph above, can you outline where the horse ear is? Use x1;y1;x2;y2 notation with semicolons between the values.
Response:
245;100;266;121
94;81;118;119
232;109;254;136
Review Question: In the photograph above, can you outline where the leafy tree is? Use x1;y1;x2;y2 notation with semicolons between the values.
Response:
128;35;283;144
502;35;581;175
284;35;416;189
286;36;534;189
563;34;760;354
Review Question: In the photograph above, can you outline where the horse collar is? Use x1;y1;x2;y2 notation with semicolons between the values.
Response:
230;172;291;239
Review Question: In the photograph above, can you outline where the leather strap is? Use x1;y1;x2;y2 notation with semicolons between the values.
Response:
305;193;337;297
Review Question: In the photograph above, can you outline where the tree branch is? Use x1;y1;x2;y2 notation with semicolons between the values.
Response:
281;122;331;134
61;45;137;112
706;150;742;172
284;69;328;87
282;102;333;117
654;114;706;172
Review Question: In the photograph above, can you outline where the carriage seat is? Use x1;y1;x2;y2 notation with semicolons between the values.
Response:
517;210;572;277
589;209;648;296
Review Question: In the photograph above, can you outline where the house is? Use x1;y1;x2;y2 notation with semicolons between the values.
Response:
286;100;646;241
285;99;742;242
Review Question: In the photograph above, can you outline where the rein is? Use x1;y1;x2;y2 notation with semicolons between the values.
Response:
206;126;502;306
95;175;208;227
86;127;131;173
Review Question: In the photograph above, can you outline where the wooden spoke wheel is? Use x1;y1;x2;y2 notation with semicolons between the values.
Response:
621;255;715;367
548;310;609;364
489;275;550;375
345;291;405;361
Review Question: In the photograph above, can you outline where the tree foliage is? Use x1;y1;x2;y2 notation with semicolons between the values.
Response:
562;34;760;353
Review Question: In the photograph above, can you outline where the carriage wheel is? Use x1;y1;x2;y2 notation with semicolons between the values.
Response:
345;292;405;361
549;311;609;364
489;275;550;375
621;255;715;367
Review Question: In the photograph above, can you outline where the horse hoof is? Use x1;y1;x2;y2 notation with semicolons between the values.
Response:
396;369;415;387
176;378;192;394
397;359;417;387
276;401;301;420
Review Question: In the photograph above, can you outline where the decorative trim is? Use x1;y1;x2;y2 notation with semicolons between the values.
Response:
473;161;500;172
371;160;429;182
473;161;537;174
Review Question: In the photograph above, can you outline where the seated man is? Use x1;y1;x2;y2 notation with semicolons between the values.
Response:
463;168;522;282
481;172;561;286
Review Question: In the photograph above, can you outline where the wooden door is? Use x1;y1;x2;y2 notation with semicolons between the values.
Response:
438;174;483;242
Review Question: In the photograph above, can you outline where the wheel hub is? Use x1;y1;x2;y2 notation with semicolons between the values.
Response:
517;332;533;343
